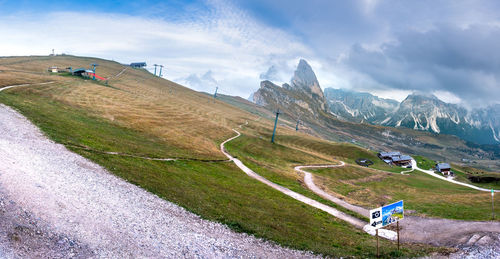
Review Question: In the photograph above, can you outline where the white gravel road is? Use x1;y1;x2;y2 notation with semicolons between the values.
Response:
411;159;499;193
0;103;316;258
297;162;500;257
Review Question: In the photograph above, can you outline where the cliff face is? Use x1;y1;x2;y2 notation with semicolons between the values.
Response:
290;59;327;111
252;59;328;118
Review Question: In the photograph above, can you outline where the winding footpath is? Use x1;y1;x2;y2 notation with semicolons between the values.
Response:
296;163;369;219
221;128;397;240
0;82;54;92
411;159;499;192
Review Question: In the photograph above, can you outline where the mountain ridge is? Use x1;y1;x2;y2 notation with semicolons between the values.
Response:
326;90;500;144
251;59;500;145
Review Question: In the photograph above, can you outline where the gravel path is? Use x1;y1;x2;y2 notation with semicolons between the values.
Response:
221;128;397;240
411;159;499;192
296;163;367;218
0;103;316;258
297;162;500;257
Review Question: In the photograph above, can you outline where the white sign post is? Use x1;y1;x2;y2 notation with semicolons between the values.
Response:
492;189;495;220
370;200;404;229
369;207;383;229
370;200;404;254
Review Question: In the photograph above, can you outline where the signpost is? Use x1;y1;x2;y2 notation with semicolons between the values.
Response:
492;189;495;220
370;200;404;256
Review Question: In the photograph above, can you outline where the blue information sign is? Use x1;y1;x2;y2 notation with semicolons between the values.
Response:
370;200;404;229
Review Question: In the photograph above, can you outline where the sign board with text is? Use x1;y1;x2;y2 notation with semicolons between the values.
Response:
370;200;404;229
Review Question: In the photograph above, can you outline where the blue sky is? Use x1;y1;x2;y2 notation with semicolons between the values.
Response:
1;0;500;107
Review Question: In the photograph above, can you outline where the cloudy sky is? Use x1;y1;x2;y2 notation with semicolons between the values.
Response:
1;0;500;107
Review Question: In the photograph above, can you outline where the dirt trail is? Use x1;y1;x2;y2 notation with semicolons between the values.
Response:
221;128;397;240
296;163;369;218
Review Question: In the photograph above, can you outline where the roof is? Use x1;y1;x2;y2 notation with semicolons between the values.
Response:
392;155;412;162
436;163;451;170
379;151;401;157
72;68;87;73
130;62;147;67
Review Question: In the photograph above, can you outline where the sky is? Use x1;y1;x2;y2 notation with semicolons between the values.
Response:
1;0;500;108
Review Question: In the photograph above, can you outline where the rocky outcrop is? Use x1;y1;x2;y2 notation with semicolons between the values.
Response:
252;59;328;117
290;59;327;111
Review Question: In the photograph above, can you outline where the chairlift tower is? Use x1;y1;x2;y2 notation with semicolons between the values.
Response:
91;63;99;80
271;109;280;143
295;115;301;131
213;86;218;98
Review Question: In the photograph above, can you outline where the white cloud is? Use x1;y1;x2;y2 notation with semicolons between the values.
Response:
432;90;462;104
3;0;500;108
359;0;380;16
0;1;311;98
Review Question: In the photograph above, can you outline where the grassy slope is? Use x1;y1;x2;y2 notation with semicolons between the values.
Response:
413;155;436;170
311;166;500;221
413;154;500;189
276;134;406;173
0;83;442;258
0;56;454;257
451;165;500;189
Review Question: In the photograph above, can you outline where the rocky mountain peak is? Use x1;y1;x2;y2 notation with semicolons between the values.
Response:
403;93;439;103
399;93;449;112
292;59;319;90
251;59;329;117
290;59;327;111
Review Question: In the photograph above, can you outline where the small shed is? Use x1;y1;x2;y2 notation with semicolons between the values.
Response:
130;62;147;68
436;163;451;176
48;66;59;73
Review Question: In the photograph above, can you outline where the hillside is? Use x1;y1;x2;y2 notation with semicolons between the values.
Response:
0;55;426;257
1;55;499;257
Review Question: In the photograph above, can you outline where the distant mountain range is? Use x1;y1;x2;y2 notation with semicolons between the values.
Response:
252;59;500;145
326;89;500;145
